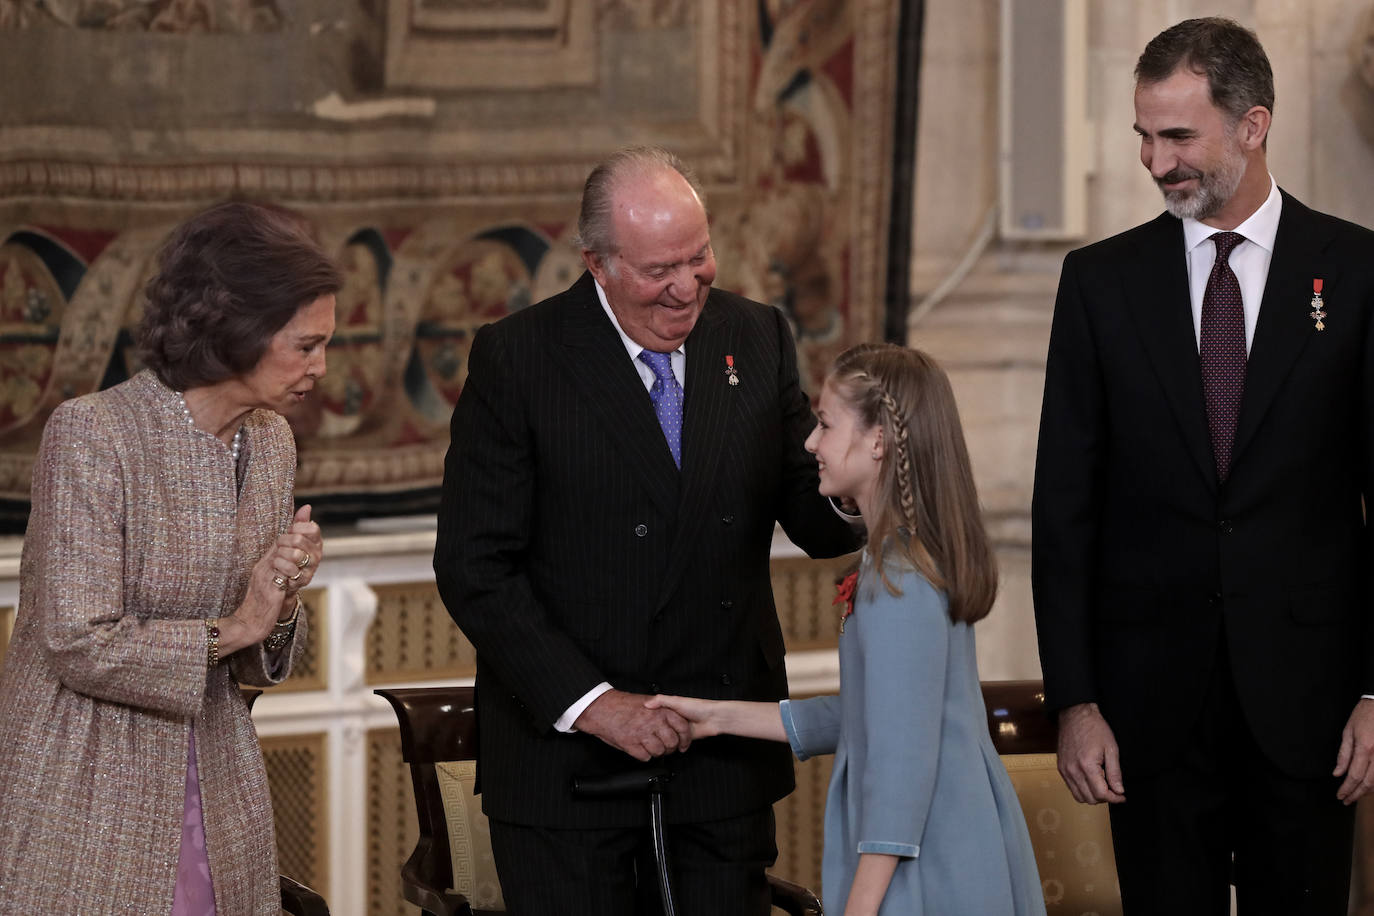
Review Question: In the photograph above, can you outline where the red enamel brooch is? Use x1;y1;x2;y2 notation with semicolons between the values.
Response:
834;571;858;634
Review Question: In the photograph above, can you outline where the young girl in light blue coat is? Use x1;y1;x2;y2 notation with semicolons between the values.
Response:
650;343;1046;916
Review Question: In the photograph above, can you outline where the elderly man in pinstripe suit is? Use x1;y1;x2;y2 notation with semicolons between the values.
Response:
435;146;858;915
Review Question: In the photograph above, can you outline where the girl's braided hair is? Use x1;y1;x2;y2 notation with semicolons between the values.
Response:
827;343;997;623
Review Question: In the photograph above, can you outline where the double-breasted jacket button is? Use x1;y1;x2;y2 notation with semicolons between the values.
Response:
634;524;648;537
721;514;735;525
720;599;734;610
720;674;732;686
1217;519;1233;534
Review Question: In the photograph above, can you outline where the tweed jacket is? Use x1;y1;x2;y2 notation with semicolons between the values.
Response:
0;371;306;916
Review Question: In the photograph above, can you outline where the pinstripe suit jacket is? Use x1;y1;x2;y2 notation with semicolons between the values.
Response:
434;272;858;828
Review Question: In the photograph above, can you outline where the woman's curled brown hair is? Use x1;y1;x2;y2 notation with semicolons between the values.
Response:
138;201;342;392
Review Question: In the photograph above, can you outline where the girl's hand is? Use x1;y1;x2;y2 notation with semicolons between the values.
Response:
644;696;788;743
645;695;723;740
842;853;900;916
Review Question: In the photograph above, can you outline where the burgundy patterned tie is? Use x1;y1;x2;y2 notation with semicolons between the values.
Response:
1200;231;1246;482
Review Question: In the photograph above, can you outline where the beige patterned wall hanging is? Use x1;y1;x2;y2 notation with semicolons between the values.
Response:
366;726;419;916
770;552;857;651
0;0;905;527
365;581;478;684
261;731;330;894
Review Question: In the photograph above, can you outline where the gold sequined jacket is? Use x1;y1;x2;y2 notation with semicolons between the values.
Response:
0;370;307;915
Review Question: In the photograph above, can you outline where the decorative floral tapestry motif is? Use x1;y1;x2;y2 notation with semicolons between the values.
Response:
0;0;905;527
0;0;281;30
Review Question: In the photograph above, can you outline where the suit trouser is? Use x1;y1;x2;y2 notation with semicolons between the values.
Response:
1107;642;1355;916
489;807;776;916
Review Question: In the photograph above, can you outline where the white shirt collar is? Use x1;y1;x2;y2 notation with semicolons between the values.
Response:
1182;174;1281;254
593;277;686;359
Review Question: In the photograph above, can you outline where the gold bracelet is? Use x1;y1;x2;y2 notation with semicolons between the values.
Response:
206;619;221;669
264;597;302;651
274;595;302;630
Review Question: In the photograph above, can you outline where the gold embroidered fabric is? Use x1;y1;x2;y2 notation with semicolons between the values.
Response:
1003;753;1122;915
435;760;506;911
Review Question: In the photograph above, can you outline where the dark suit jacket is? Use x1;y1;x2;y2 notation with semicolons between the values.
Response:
434;271;858;828
1032;191;1374;779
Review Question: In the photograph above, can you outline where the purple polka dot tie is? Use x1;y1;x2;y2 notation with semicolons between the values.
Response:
639;350;683;468
1200;231;1246;483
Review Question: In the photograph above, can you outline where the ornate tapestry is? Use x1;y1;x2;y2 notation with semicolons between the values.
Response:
0;0;907;527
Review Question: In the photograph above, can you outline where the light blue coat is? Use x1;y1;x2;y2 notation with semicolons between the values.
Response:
781;560;1046;916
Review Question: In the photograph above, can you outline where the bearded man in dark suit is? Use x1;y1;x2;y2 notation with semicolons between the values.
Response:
434;146;858;915
1033;17;1374;915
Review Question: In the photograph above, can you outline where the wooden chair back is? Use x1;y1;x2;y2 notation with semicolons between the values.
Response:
374;686;498;916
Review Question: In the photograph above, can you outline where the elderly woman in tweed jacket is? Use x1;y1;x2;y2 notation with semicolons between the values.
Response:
0;202;340;915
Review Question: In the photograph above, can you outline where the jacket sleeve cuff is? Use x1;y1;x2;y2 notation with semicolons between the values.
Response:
856;840;919;858
555;682;613;733
779;699;810;761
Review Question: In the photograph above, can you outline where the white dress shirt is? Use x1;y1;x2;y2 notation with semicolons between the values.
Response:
553;279;689;732
1182;176;1281;354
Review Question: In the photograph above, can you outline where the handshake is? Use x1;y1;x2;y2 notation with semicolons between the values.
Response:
573;689;783;762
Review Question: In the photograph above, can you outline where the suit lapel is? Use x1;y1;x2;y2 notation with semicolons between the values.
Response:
1230;193;1330;469
550;273;680;519
655;298;737;609
1123;214;1218;490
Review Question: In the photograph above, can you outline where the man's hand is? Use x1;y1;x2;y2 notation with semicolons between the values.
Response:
1334;698;1374;804
1057;702;1126;804
574;689;693;762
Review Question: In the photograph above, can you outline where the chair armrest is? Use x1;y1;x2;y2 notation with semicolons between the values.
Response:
767;873;823;915
279;874;330;916
982;679;1056;755
401;863;475;916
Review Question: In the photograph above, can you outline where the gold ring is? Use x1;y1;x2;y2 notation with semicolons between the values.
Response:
297;553;311;569
272;574;288;590
289;570;303;582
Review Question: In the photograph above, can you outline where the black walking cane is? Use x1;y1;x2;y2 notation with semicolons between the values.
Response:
572;767;678;916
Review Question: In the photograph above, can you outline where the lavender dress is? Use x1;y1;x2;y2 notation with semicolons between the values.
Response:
171;730;218;915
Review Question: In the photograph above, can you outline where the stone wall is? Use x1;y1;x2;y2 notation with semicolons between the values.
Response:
910;0;1374;680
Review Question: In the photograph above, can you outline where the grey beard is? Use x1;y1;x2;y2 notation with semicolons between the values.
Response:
1159;150;1247;222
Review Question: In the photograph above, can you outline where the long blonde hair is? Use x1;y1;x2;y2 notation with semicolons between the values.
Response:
828;343;998;623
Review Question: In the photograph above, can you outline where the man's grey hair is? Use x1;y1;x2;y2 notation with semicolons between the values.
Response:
1135;17;1274;125
574;146;707;262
